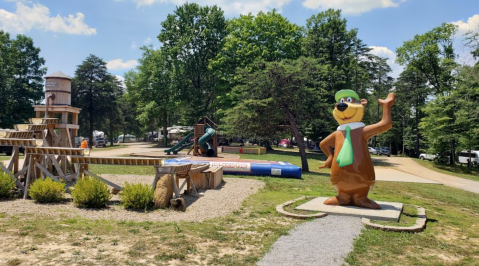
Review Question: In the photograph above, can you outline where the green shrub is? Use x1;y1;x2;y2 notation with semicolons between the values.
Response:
28;178;65;203
0;172;16;198
120;182;154;210
72;175;111;208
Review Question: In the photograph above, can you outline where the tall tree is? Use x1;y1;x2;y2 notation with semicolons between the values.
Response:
0;31;46;128
158;3;227;123
71;54;123;147
125;47;176;146
303;9;360;91
303;9;375;143
394;67;429;156
396;23;458;163
366;56;394;147
223;57;325;172
453;64;479;165
396;23;457;95
465;30;479;63
117;95;141;142
211;10;303;118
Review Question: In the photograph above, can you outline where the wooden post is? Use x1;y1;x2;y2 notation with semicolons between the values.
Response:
12;146;19;174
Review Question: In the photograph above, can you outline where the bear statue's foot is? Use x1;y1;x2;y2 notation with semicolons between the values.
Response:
352;196;381;209
324;195;352;206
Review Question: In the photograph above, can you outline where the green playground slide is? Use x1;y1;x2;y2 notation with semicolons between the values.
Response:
164;132;194;155
198;127;216;157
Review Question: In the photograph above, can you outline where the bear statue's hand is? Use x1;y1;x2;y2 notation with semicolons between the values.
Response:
318;156;333;169
378;92;395;108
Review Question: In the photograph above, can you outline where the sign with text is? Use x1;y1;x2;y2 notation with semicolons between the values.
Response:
45;81;58;87
209;162;251;172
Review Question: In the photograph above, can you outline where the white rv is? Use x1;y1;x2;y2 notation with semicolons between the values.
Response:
458;150;479;166
118;134;136;143
93;130;106;147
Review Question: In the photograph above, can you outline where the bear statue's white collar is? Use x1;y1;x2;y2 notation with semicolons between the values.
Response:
337;122;365;131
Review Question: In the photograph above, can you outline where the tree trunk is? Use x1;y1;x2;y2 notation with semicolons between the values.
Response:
415;96;420;158
450;138;456;166
402;114;405;155
89;86;94;149
109;118;114;147
162;110;168;147
286;109;309;172
262;140;273;151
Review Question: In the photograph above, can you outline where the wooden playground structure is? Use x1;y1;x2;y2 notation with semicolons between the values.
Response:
190;116;218;157
0;71;222;209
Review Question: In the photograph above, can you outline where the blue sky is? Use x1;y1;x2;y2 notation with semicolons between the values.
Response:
1;0;478;83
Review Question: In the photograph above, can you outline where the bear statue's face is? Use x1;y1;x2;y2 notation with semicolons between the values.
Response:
333;97;368;125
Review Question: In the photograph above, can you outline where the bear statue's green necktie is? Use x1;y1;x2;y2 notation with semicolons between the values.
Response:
337;126;354;167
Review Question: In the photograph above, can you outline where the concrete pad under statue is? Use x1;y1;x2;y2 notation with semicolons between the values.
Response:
295;197;403;221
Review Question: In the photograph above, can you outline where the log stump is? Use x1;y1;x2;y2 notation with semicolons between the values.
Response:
154;174;174;208
170;198;186;212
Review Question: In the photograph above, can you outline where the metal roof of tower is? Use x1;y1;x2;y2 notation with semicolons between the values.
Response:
45;71;71;80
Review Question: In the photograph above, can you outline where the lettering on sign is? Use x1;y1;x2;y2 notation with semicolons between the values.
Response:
271;168;282;175
45;81;58;87
210;162;251;172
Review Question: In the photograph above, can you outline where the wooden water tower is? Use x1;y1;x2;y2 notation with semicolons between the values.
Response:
33;71;81;148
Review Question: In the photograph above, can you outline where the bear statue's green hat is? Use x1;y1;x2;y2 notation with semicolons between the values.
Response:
335;89;360;102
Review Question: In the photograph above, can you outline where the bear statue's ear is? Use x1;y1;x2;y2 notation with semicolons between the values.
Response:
361;99;367;106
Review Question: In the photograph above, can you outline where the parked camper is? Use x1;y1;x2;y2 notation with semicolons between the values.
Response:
157;126;193;141
118;134;136;143
93;130;106;147
458;150;479;166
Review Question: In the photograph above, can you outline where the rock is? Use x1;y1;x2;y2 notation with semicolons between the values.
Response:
154;174;174;209
170;198;186;212
110;188;121;195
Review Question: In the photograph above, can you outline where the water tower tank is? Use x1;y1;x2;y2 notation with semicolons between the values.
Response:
44;71;71;106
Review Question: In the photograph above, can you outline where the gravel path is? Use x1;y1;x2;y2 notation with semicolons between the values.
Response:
257;216;363;266
0;177;264;222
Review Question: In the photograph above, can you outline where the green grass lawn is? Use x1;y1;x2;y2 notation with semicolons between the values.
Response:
1;148;478;265
414;158;479;182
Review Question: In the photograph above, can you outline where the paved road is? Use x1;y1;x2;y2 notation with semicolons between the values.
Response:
373;156;479;194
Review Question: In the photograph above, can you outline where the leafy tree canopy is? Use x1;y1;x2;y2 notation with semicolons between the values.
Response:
0;31;46;128
72;54;123;146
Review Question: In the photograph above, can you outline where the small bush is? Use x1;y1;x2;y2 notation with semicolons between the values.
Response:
120;182;154;210
0;172;16;198
28;178;65;203
72;175;111;208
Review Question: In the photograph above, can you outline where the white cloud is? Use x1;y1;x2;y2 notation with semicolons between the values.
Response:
369;46;403;78
107;59;139;70
0;2;96;35
131;41;138;49
131;0;293;15
302;0;402;15
452;14;479;35
128;0;404;15
144;37;152;44
115;75;126;88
